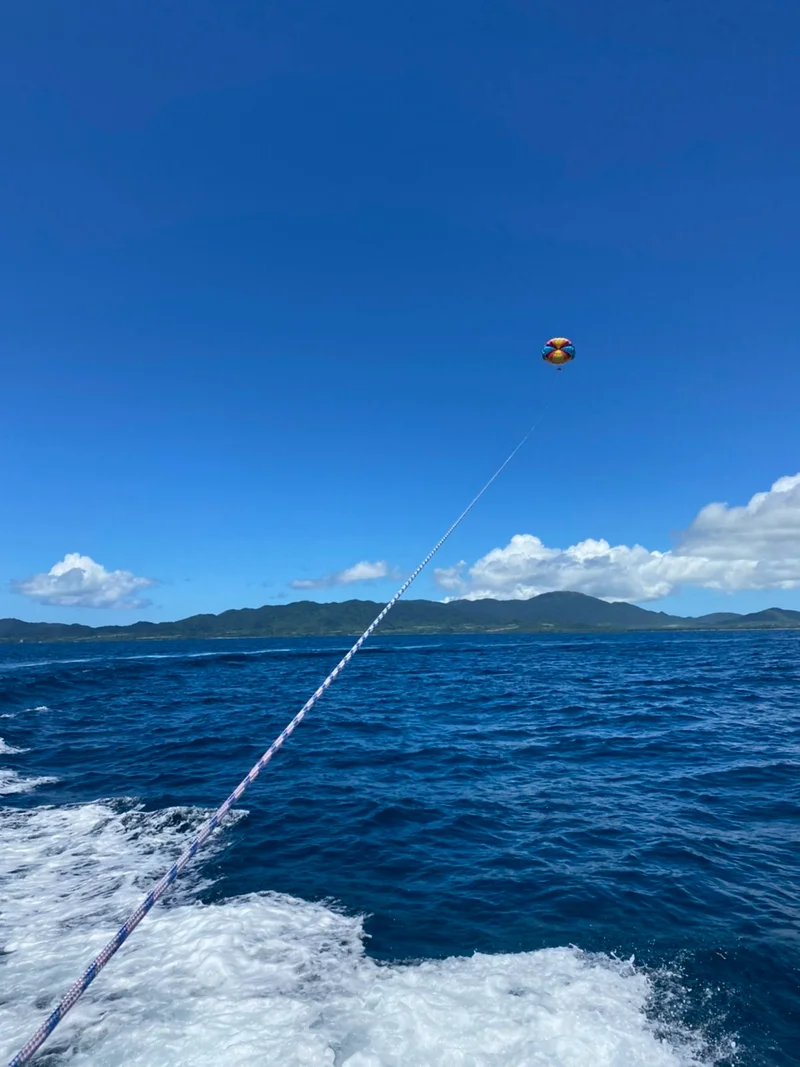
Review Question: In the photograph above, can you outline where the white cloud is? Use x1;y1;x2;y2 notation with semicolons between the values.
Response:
435;474;800;603
11;553;156;609
290;559;396;591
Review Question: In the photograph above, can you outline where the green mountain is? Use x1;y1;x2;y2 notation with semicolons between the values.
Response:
713;607;800;629
2;592;800;642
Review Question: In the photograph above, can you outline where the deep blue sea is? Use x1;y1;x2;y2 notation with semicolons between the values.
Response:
1;631;799;1065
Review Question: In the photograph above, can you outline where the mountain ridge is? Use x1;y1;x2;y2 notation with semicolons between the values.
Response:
2;591;800;642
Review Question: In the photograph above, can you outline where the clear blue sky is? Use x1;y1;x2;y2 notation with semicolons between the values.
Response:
2;0;799;624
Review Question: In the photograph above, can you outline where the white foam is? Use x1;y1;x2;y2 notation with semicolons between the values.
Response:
0;803;724;1066
112;647;295;663
0;769;58;795
0;736;27;754
0;657;96;672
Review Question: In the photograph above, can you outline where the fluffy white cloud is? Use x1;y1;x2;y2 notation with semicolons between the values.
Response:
435;474;800;603
11;553;156;609
290;559;396;591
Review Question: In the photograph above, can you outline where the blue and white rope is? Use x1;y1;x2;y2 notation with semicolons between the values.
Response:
9;416;544;1066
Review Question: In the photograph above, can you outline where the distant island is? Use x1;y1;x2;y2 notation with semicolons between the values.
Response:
2;591;800;643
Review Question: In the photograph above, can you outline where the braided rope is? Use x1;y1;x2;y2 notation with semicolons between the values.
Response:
9;416;543;1066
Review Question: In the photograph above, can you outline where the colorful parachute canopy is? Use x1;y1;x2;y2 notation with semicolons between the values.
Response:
542;337;575;366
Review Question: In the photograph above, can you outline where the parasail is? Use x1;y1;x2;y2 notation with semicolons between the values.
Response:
542;336;575;368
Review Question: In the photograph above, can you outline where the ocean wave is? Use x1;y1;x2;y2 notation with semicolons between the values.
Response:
0;657;97;672
0;769;58;796
0;736;27;754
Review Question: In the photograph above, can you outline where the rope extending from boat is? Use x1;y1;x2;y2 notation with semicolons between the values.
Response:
9;412;547;1066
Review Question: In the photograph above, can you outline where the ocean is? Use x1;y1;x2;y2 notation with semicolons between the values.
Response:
0;630;798;1065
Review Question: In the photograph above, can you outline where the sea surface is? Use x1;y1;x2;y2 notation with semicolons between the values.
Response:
0;630;798;1066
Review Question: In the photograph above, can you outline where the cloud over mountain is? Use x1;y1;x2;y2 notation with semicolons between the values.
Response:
290;559;397;591
435;474;800;602
11;553;156;609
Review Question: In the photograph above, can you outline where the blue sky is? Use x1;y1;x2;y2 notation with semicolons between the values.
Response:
2;0;800;624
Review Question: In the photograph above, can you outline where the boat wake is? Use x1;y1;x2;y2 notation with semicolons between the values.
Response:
0;801;730;1066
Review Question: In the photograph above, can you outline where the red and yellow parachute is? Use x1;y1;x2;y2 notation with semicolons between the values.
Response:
542;337;575;368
